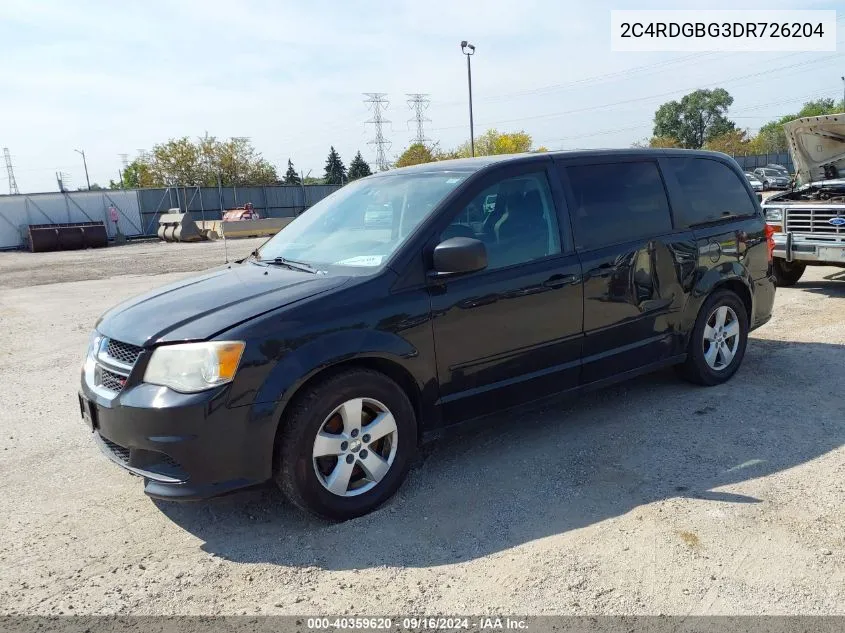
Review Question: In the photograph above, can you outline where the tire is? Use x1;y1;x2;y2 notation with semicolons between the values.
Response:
274;368;417;521
773;258;806;286
677;290;749;386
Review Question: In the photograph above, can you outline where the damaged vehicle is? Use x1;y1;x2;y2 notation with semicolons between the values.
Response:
762;114;845;285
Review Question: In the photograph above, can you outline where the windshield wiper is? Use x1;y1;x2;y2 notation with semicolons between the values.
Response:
260;256;320;274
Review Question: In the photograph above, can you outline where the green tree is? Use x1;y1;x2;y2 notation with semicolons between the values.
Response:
653;88;735;149
347;151;373;179
751;98;845;153
283;159;301;185
449;129;534;158
214;137;277;187
396;143;437;168
115;136;278;188
323;146;347;185
112;159;155;188
704;129;752;155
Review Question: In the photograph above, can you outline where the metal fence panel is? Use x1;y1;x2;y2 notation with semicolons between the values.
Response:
0;196;29;249
731;152;794;173
136;184;341;239
0;190;143;248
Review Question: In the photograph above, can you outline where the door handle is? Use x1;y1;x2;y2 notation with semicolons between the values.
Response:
543;274;579;288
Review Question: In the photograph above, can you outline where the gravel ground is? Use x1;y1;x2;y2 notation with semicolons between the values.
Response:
0;241;843;616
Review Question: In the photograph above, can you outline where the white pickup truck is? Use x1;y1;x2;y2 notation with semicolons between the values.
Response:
762;114;845;285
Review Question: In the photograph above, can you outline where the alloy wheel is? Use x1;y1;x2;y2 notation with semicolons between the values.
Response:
702;305;740;371
312;398;399;497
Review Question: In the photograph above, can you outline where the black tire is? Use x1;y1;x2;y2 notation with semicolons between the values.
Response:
274;368;417;521
773;258;806;286
677;290;749;386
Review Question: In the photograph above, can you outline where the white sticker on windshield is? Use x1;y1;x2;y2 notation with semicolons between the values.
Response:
334;255;384;266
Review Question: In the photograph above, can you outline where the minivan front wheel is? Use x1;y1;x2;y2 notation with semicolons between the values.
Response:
677;290;748;386
275;368;416;520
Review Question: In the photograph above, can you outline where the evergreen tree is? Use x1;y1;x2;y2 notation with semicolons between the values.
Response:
283;159;301;185
347;151;373;180
323;146;347;185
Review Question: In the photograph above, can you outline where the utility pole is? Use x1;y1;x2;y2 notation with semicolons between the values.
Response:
364;93;392;171
460;41;476;157
74;149;91;190
841;76;844;109
3;148;19;194
406;93;431;145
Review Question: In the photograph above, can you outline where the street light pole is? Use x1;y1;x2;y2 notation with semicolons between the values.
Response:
74;149;91;190
461;40;476;157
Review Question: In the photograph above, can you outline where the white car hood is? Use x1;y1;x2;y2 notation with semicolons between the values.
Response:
783;114;845;187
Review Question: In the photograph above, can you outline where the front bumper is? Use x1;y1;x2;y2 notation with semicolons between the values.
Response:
773;233;845;264
79;377;270;500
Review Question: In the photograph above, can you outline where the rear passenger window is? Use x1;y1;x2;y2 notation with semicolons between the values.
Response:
666;158;756;227
564;161;672;250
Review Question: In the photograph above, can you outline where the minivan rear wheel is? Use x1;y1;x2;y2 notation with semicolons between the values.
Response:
677;290;748;386
773;258;806;286
274;368;416;520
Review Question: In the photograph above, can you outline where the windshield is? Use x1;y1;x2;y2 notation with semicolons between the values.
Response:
257;172;469;271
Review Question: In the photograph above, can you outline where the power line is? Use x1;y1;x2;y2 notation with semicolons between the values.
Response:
428;51;845;132
3;148;19;195
406;93;431;145
549;88;840;147
364;93;392;171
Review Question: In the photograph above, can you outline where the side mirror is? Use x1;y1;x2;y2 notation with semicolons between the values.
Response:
430;237;487;277
756;193;763;203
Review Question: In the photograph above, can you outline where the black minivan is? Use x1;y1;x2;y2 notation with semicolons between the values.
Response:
79;149;776;520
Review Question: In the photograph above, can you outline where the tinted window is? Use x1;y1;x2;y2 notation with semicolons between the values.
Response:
441;171;561;270
564;161;672;250
665;158;756;227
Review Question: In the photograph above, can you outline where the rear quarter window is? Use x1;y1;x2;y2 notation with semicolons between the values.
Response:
666;158;756;227
563;161;673;250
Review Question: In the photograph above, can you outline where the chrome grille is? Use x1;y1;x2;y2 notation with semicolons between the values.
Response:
100;368;127;392
95;338;141;394
106;339;143;365
785;207;845;241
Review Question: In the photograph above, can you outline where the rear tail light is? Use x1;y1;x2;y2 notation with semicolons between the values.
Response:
764;223;775;262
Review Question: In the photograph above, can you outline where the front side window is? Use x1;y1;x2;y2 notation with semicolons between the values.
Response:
440;171;562;271
258;172;468;271
564;161;672;250
665;158;756;227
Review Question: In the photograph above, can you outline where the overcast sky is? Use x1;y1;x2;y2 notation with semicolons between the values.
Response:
0;0;842;193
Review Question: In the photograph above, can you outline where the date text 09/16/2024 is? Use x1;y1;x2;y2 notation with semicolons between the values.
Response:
305;617;529;630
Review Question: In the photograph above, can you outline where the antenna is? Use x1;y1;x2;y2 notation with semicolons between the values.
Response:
363;93;392;171
406;93;431;145
56;171;71;192
4;148;19;194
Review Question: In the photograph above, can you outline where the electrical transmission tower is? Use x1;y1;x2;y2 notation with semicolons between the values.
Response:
363;93;391;171
119;153;129;169
3;148;19;194
406;94;431;145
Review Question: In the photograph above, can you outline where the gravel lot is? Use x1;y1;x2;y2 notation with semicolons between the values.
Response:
0;240;843;616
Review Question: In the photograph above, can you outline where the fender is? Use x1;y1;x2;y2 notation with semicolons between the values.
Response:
681;262;754;342
241;328;433;482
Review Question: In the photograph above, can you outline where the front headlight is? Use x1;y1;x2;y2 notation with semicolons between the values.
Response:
84;331;102;365
765;208;783;223
144;341;245;393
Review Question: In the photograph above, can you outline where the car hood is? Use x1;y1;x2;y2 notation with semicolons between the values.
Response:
783;114;845;187
96;262;350;347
